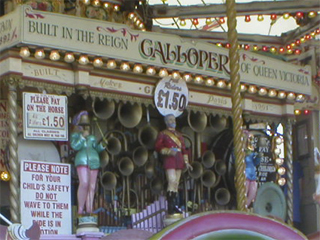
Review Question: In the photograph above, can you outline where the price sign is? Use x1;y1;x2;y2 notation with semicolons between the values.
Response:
154;77;189;117
23;92;68;141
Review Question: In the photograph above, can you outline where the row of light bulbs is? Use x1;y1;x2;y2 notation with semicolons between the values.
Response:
19;47;305;102
273;135;286;186
82;0;121;12
127;12;146;31
214;28;320;55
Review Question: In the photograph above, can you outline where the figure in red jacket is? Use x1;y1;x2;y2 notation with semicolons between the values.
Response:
155;114;192;214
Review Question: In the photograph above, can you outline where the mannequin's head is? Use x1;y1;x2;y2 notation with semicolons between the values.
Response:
164;114;176;129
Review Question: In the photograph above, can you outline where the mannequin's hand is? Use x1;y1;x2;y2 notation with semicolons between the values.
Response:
185;162;193;171
82;130;90;137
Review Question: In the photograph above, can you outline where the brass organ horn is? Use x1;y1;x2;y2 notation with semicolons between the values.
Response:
106;136;122;155
201;150;216;169
132;146;148;167
118;102;142;128
150;177;163;194
100;151;110;168
92;98;115;120
187;111;207;133
215;188;231;205
209;115;227;131
214;159;227;176
118;157;134;176
138;108;158;150
201;170;216;188
144;161;155;179
188;161;203;179
100;171;117;190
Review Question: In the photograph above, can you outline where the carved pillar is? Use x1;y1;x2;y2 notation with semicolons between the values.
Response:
4;77;20;223
284;119;294;225
226;0;247;211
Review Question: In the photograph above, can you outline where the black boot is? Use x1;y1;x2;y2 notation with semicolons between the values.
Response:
166;191;174;215
173;192;182;214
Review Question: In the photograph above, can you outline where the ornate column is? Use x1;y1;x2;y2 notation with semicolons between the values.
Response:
4;76;21;223
284;119;294;225
226;0;247;211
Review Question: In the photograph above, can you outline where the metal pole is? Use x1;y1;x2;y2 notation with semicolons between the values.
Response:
226;0;247;211
6;77;20;223
284;119;294;225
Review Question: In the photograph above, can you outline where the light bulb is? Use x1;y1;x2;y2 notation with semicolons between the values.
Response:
93;58;103;67
275;158;284;165
35;49;45;59
133;64;143;73
206;78;215;86
120;62;130;71
183;74;192;82
146;67;156;75
278;167;286;175
278;178;286;186
49;50;60;61
20;47;30;58
64;53;75;63
107;59;117;69
159;68;168;77
258;88;267;96
79;55;89;65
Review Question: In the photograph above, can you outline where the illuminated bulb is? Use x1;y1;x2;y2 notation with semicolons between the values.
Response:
206;78;215;86
257;15;264;21
206;18;212;24
278;167;286;175
316;29;320;34
262;46;268;52
287;49;293;54
192;18;199;25
279;47;285;53
79;55;89;65
107;59;117;69
49;50;60;61
225;43;230;48
270;47;277;53
216;43;222;47
258;88;267;96
311;32;316;37
308;11;317;18
295;39;301;45
287;92;296;100
103;2;110;9
113;5;120;11
227;82;232;89
294;109;301;115
138;23;145;29
194;76;203;84
268;89;277;97
172;71;181;80
300;37;306;43
146;67;156;75
245;15;251;22
180;19;186;27
290;43;296;48
240;84;247;92
35;49;45;59
128;12;135;20
135;19;141;25
278;178;286;186
275;158;284;165
296;12;303;19
278;91;286;99
92;0;100;7
64;53;75;63
253;45;259;51
120;62;130;71
275;136;283;145
93;58;103;67
159;68;168;77
219;17;225;24
183;74;192;82
274;148;281;156
217;80;226;88
305;34;311;40
133;64;143;73
270;14;277;21
283;13;290;19
248;85;257;94
304;109;310;115
0;171;10;181
20;47;30;58
244;44;250;50
83;0;91;5
296;94;305;102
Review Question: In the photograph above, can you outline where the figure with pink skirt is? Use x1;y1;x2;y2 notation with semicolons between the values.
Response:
70;111;106;215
